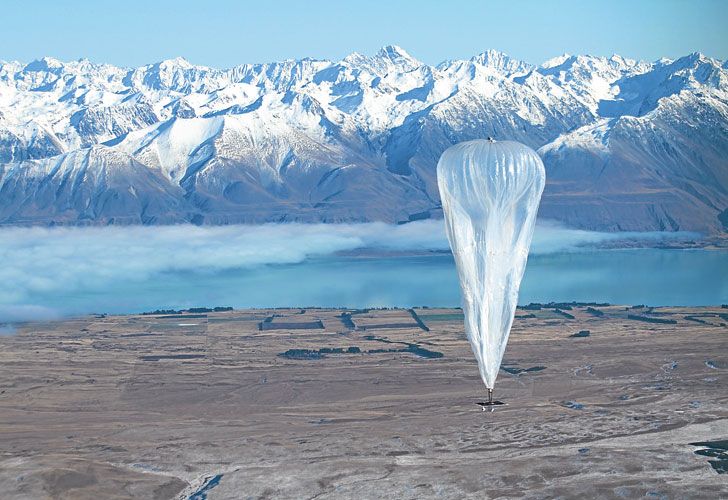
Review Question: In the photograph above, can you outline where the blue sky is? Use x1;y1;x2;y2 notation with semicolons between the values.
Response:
2;0;726;67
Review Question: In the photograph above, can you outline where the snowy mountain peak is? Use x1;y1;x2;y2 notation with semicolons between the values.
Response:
377;45;417;61
666;51;723;74
470;49;531;74
0;48;725;232
157;56;195;69
374;45;423;70
541;54;572;70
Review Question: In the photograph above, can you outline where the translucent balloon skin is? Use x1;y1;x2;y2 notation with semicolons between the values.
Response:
437;140;545;389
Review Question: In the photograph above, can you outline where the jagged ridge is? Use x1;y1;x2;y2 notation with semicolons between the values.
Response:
0;47;726;232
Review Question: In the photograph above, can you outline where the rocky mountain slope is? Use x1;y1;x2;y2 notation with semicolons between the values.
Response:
0;47;726;232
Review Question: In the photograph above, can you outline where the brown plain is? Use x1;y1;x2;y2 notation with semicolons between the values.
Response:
0;305;726;499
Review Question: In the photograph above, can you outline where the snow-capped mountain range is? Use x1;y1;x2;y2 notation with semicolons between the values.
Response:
1;46;726;232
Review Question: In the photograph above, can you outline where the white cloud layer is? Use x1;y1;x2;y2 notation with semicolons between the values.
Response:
0;221;698;322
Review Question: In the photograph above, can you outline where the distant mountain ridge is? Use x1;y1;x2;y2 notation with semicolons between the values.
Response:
0;47;726;232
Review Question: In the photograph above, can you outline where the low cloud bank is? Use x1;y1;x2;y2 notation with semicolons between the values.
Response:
0;221;697;322
530;221;699;254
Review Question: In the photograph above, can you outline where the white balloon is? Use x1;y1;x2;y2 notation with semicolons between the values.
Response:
437;139;545;390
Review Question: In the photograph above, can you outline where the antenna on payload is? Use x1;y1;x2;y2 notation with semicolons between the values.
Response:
476;388;506;412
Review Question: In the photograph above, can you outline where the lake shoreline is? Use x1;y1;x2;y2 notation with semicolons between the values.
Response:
4;303;727;331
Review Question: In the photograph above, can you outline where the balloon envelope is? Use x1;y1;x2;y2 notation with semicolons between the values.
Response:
437;139;545;389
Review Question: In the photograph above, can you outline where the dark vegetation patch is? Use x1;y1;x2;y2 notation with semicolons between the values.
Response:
403;345;443;358
279;349;323;360
278;345;439;360
363;346;443;358
586;307;604;317
188;307;233;313
155;314;208;319
519;301;609;311
501;365;546;375
364;335;444;358
408;309;430;331
321;346;361;354
570;330;591;338
554;309;575;319
520;303;542;311
684;315;708;324
339;313;356;329
627;314;678;324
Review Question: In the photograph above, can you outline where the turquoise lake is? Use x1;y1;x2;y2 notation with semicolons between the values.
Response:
19;249;728;318
1;222;726;322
